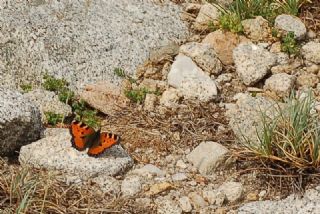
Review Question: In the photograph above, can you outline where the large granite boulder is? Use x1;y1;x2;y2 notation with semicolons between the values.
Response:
0;87;43;156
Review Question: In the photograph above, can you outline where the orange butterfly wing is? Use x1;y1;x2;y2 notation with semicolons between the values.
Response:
70;120;96;151
87;133;120;157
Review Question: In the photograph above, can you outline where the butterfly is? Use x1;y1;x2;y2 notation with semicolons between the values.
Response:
69;120;120;157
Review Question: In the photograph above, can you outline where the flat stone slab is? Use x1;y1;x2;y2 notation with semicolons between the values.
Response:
19;129;133;177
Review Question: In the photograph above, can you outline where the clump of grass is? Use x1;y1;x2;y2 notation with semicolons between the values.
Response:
281;31;300;55
44;112;64;126
274;0;312;16
72;100;100;129
243;92;320;173
216;0;310;32
20;84;32;93
0;160;137;213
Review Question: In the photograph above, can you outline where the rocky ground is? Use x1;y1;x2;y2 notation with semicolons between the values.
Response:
1;0;320;213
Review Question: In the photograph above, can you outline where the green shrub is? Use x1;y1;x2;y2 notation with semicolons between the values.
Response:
72;100;100;129
58;88;75;103
125;88;149;104
243;92;320;171
43;74;68;92
42;74;75;103
114;67;126;78
44;112;64;125
20;84;32;93
219;12;244;33
281;31;300;55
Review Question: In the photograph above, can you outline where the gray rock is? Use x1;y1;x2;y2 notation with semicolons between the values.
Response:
179;42;222;75
186;141;229;175
160;88;181;108
302;42;320;64
238;186;320;214
171;173;188;181
156;198;182;214
203;189;226;206
226;93;279;144
297;73;319;88
195;3;220;25
168;54;218;102
19;129;133;177
218;181;243;202
0;88;43;156
241;16;270;41
202;30;243;65
233;43;277;86
92;175;120;194
188;192;208;210
264;73;295;97
178;196;192;212
24;89;72;122
131;164;165;178
121;175;142;196
275;14;306;40
176;159;188;169
144;94;158;112
0;0;188;90
80;80;129;116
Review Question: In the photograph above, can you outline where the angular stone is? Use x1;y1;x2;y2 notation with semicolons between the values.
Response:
80;80;129;115
202;30;241;65
0;88;43;156
275;14;306;40
179;42;222;75
226;93;280;144
195;3;220;25
160;88;181;108
188;192;207;210
264;73;295;97
24;89;72;122
241;16;270;41
302;42;320;64
233;43;277;86
297;73;319;88
156;198;182;214
178;196;192;212
186;141;229;175
121;175;142;196
168;54;218;102
218;181;243;202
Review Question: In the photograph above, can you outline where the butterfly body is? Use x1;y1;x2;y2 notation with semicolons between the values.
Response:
69;120;120;157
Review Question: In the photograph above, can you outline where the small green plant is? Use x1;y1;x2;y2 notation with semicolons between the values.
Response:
114;67;137;84
72;100;100;129
281;31;299;55
58;88;75;103
114;67;126;78
125;88;150;104
44;112;64;125
219;12;244;33
42;74;75;103
43;74;68;92
20;84;32;93
243;91;320;172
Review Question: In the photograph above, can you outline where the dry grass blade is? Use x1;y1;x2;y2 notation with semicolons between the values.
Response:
0;159;156;213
